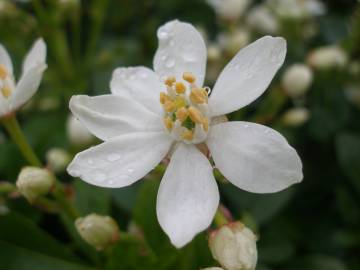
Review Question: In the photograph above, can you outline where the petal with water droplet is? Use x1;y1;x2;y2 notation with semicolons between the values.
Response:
67;131;173;188
207;121;303;193
209;36;286;117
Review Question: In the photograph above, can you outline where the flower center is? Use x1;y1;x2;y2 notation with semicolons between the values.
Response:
0;64;12;99
160;72;210;144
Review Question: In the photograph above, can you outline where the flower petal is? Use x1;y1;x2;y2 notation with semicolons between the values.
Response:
153;20;207;86
0;44;13;75
67;131;172;188
208;36;286;117
22;38;47;74
207;121;303;193
69;95;163;141
10;64;47;111
157;143;219;248
110;66;165;114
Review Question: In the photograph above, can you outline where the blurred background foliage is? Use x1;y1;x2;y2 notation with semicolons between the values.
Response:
0;0;360;269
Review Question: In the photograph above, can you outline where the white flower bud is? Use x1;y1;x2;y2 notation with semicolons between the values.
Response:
208;44;222;62
307;46;348;70
246;6;279;34
268;0;325;19
207;0;250;21
75;214;120;250
282;107;310;127
218;30;250;56
16;167;55;203
209;222;257;270
202;268;224;270
46;148;71;173
282;64;313;98
67;115;94;146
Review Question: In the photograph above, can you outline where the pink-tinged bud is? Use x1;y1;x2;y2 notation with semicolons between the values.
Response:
209;222;257;270
75;214;120;250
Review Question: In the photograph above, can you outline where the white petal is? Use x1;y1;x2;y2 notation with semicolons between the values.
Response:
22;38;47;74
10;64;47;111
67;131;172;188
157;143;219;248
153;20;207;86
69;95;163;141
207;121;302;193
110;66;164;114
208;36;286;117
0;44;13;75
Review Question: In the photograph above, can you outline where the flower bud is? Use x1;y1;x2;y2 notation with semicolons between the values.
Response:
75;214;120;250
282;107;310;127
16;167;55;203
218;30;250;56
307;46;348;70
209;222;257;270
67;115;94;146
207;0;250;21
46;148;71;173
282;64;313;98
202;268;224;270
246;6;279;34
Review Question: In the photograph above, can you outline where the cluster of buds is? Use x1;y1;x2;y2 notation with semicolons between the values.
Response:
160;72;210;144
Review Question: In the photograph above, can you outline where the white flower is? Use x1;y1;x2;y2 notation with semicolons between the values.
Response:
281;63;313;98
307;46;348;70
267;0;325;19
246;5;279;35
0;38;47;117
207;0;250;21
209;222;257;270
282;107;310;127
67;20;303;248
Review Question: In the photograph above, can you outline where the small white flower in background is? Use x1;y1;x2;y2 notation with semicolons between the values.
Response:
0;38;47;118
202;268;224;270
307;46;348;70
209;222;257;270
75;213;120;250
46;148;72;173
16;167;55;203
67;114;94;146
246;5;279;34
282;107;310;127
207;0;250;21
267;0;325;19
218;29;250;56
67;20;303;248
282;63;313;98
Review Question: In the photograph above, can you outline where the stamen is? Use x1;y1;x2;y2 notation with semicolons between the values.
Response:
160;92;171;104
202;118;209;132
165;76;176;86
190;88;208;104
183;72;196;83
181;129;194;141
173;96;186;109
175;82;186;94
188;106;204;124
163;117;173;131
1;85;12;98
163;100;175;112
0;64;8;80
176;107;188;122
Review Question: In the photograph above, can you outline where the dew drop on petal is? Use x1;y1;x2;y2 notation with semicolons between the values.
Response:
165;58;175;68
107;153;121;162
93;171;106;183
127;168;134;173
87;158;94;165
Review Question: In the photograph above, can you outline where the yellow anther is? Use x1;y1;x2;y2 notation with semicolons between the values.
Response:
163;100;175;112
175;82;186;94
188;106;204;124
176;107;188;122
190;88;208;104
163;117;173;131
160;92;171;104
183;72;196;83
1;85;12;98
0;64;8;80
174;96;186;109
202;118;209;132
165;76;176;86
181;129;194;141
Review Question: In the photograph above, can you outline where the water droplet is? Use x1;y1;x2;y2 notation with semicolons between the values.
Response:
140;71;148;78
130;74;136;80
93;171;106;182
165;58;175;68
158;30;169;40
107;153;121;162
87;158;94;165
182;52;197;62
161;54;167;61
244;124;249;128
127;168;134;173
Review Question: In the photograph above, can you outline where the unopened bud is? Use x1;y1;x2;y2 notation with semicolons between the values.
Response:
282;107;310;127
218;30;250;56
209;222;257;270
282;64;313;98
67;115;94;147
75;214;120;250
16;167;55;203
202;268;224;270
207;0;250;21
246;6;279;34
46;148;71;173
307;46;348;70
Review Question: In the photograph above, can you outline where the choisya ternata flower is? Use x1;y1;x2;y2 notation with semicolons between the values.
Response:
67;20;303;248
0;39;47;117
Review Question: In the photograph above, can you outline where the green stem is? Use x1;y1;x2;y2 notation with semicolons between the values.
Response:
0;182;16;194
214;208;229;227
53;183;79;220
1;115;41;167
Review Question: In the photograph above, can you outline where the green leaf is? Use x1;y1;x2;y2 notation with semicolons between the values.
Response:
0;240;96;270
111;182;141;212
0;212;79;262
288;255;346;270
